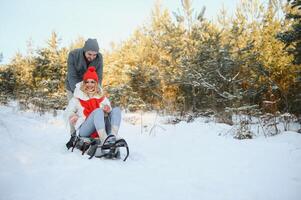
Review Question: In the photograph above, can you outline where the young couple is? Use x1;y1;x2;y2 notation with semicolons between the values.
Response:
64;39;122;155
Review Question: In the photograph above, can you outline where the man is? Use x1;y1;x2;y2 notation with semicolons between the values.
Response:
65;38;103;100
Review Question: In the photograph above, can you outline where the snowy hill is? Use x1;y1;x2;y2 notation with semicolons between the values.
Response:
0;104;300;200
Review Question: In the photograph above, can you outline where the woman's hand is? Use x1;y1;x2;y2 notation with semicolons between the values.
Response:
69;114;79;126
103;105;111;113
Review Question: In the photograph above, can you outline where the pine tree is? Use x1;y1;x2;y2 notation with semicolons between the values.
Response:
69;37;85;50
104;2;176;111
0;66;16;104
6;52;35;109
277;0;301;114
278;0;301;64
32;32;67;113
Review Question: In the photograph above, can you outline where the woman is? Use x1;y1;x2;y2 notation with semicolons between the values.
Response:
64;66;121;145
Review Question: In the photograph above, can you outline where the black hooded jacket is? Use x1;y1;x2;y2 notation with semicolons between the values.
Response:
65;48;103;93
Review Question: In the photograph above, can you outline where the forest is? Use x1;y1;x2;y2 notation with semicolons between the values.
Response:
0;0;300;128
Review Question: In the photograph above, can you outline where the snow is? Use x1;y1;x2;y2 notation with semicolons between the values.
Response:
0;104;301;200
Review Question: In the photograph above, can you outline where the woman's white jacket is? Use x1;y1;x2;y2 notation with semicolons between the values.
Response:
64;82;111;130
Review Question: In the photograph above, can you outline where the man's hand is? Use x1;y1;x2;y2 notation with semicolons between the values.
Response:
69;114;79;126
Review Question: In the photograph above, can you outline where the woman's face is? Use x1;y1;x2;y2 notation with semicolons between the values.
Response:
84;79;97;93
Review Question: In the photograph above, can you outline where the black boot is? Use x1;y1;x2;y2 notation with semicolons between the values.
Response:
66;133;77;150
87;138;101;157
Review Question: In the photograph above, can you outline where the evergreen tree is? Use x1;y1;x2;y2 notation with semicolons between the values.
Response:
0;66;16;104
69;37;85;50
104;2;176;111
278;0;301;64
7;52;35;109
277;0;301;114
32;32;67;113
251;1;296;112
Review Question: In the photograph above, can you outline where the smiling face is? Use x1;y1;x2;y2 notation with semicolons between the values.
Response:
84;79;97;93
84;51;97;62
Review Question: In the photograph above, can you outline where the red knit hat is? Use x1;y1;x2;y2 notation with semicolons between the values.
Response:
83;66;98;82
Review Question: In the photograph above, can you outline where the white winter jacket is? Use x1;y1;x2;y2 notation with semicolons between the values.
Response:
64;82;111;130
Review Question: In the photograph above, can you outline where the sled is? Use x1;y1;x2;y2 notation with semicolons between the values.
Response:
66;134;129;161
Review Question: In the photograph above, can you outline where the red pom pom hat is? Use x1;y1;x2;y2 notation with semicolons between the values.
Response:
83;66;98;83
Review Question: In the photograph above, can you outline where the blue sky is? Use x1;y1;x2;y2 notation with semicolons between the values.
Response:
1;0;246;64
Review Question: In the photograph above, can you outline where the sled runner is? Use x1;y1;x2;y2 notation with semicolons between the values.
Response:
66;134;129;161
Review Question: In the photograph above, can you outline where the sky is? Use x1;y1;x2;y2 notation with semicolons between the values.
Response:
0;0;253;64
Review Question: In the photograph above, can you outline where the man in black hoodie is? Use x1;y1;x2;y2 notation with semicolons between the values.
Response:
65;38;103;100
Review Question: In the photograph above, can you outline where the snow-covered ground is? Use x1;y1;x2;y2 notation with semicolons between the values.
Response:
0;104;300;200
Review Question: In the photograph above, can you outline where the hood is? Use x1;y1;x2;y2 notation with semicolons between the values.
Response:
83;38;99;52
73;81;103;100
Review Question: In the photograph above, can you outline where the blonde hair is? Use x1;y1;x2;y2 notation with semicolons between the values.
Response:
80;82;103;97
